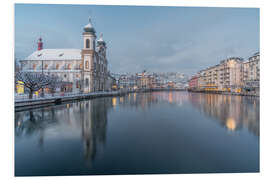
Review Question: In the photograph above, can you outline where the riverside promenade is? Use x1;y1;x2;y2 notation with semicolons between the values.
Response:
15;90;133;111
15;88;186;111
188;89;259;97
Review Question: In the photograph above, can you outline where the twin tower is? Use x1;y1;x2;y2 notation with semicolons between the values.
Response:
81;17;108;93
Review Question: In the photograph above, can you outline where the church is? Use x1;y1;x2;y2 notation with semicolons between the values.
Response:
20;18;111;93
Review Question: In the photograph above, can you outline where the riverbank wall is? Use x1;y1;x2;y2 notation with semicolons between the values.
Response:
15;90;134;112
188;89;259;97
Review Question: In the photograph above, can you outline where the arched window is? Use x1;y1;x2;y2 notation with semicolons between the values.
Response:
86;39;90;48
67;64;71;70
85;61;89;69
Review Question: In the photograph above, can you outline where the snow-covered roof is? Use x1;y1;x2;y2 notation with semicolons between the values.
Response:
23;49;82;61
84;23;93;29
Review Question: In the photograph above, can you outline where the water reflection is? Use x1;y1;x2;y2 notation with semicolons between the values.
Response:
15;98;112;164
15;92;259;175
112;92;259;136
188;93;259;136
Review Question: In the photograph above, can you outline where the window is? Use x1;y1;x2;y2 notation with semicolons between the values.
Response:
85;78;89;86
85;61;89;69
56;64;59;70
67;64;71;70
76;81;80;88
79;63;82;69
64;74;67;78
86;39;90;48
44;64;48;69
33;64;36;70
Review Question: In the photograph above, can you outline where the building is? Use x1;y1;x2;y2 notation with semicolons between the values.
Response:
188;75;199;91
189;53;259;94
218;57;243;92
19;17;111;94
243;52;260;93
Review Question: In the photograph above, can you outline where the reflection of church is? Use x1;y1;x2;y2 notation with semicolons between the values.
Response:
15;97;113;164
80;99;111;161
20;17;112;93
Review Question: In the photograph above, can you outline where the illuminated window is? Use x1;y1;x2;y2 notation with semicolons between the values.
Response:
44;64;48;69
79;64;82;69
67;64;71;70
56;64;59;70
33;64;36;70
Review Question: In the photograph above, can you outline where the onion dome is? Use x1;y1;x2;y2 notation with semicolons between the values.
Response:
97;33;106;46
84;17;96;33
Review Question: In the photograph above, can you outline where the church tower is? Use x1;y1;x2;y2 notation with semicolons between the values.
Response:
37;37;43;50
81;17;96;93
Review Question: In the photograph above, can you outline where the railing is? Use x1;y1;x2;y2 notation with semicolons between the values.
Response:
15;90;121;102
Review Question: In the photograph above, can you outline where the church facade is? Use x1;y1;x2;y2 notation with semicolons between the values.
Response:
20;18;111;93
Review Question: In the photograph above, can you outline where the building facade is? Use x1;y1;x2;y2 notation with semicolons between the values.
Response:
189;53;259;94
20;18;111;94
243;52;260;92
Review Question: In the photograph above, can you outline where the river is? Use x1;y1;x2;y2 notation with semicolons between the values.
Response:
15;91;259;176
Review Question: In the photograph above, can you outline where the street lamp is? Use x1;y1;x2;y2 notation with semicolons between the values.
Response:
41;59;44;97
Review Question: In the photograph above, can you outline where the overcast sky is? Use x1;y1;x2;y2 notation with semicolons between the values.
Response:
15;4;259;75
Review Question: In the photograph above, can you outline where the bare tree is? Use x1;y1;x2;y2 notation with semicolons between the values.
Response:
15;72;56;99
46;75;62;97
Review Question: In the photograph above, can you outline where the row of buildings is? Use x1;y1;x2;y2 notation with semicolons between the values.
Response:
111;72;188;90
17;17;115;95
188;52;260;94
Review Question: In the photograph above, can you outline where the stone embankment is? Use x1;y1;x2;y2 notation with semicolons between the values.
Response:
15;90;133;111
14;88;187;111
188;89;259;97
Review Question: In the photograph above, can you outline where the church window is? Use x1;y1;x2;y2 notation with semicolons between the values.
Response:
85;61;89;69
86;39;90;48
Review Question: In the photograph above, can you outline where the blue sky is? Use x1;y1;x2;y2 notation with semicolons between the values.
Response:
15;4;259;75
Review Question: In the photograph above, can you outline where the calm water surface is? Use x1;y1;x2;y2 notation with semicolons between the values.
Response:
15;92;259;176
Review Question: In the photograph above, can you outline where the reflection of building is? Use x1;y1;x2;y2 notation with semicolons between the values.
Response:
15;97;112;164
188;93;259;136
19;17;112;93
